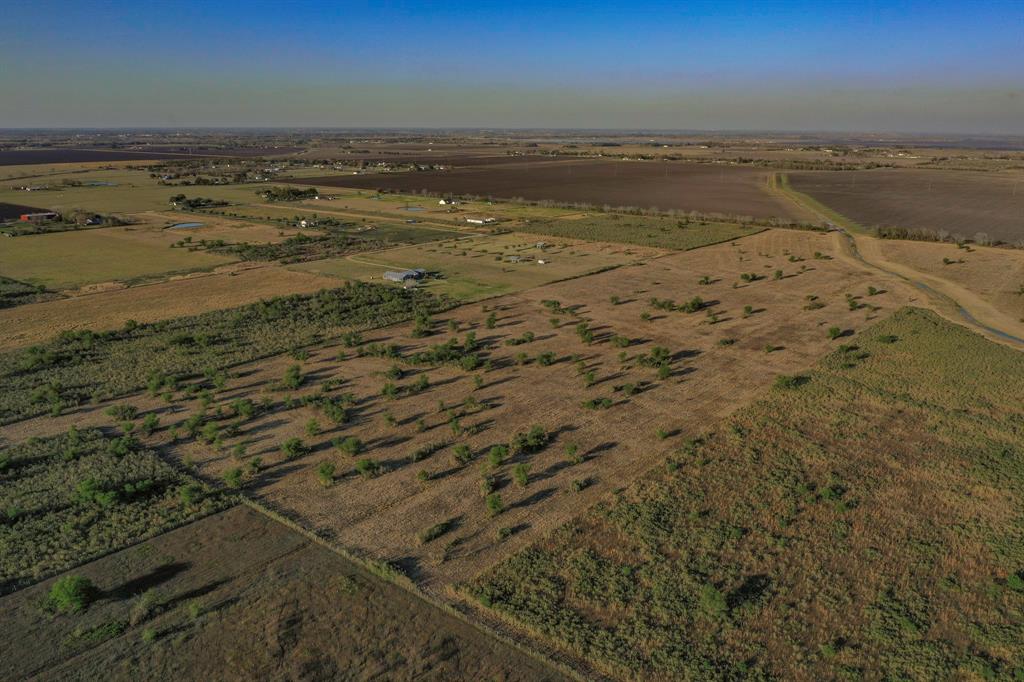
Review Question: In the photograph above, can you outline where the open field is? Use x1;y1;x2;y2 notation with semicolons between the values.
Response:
788;169;1024;243
0;224;236;290
0;147;300;166
851;236;1024;343
0;505;563;681
471;307;1024;680
286;160;809;221
0;266;343;351
0;230;918;600
292;232;657;299
133;211;309;243
0;171;276;214
0;428;229;594
512;213;765;250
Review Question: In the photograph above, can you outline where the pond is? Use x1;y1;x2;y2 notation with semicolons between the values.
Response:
168;222;204;229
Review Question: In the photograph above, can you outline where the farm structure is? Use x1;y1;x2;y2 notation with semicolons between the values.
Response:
19;211;59;223
383;267;427;282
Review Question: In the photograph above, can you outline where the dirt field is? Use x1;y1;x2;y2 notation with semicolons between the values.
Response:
0;506;563;681
292;232;659;300
287;161;808;220
0;265;342;351
788;168;1024;243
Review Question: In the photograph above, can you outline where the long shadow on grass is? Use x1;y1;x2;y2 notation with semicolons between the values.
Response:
511;486;557;510
107;561;191;599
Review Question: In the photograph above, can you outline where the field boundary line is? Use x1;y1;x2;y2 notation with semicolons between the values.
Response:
238;496;601;682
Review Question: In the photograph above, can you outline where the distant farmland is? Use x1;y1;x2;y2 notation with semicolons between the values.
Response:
0;147;300;166
288;160;805;220
789;169;1024;243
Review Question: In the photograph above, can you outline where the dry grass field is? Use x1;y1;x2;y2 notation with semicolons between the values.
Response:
470;307;1024;680
0;506;562;681
0;230;915;600
292;232;658;300
863;238;1024;337
0;266;342;351
5;134;1024;680
788;169;1024;243
288;160;809;221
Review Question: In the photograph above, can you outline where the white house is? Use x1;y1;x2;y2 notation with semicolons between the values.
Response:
465;216;496;225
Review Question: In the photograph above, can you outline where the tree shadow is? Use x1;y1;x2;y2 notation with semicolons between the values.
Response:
106;562;192;599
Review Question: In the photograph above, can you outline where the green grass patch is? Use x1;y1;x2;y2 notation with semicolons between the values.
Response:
0;428;229;594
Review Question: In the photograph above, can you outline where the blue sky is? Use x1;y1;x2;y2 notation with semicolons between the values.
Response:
2;0;1023;132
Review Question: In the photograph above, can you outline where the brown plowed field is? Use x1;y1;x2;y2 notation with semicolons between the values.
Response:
0;506;563;681
789;168;1024;243
288;161;805;220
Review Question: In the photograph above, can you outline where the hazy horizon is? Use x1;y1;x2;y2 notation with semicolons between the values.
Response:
3;0;1023;134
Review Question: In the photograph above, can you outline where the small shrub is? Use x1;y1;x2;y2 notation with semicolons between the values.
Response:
452;444;474;465
513;463;530;487
355;458;379;479
47;575;96;614
485;493;504;516
281;437;309;460
223;467;243;488
316;461;336;487
774;374;807;389
337;436;364;457
419;519;455;544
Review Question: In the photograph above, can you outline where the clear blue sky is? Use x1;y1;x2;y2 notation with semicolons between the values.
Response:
2;0;1022;133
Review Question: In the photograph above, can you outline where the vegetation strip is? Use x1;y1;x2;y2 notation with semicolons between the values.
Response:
469;307;1024;680
0;282;452;424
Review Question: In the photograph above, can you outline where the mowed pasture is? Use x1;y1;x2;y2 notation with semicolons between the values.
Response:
287;160;808;220
0;224;236;291
292;232;657;300
788;168;1024;243
2;231;916;596
470;308;1024;680
0;266;342;351
0;225;236;291
0;506;563;682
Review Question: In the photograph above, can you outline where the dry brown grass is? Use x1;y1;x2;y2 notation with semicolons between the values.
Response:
0;265;341;350
0;506;563;681
0;230;918;593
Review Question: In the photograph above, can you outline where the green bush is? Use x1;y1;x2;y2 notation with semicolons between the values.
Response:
485;493;504;516
281;437;309;460
355;458;379;478
316;461;336;487
47;575;97;614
